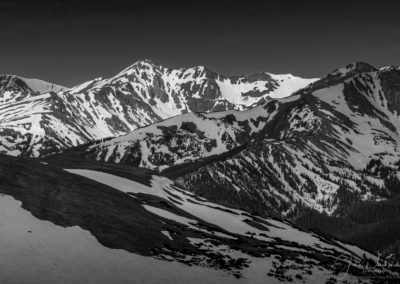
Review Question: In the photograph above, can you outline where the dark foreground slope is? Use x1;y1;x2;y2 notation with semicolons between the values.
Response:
0;154;396;283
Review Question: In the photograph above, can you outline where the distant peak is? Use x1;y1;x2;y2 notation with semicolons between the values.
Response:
0;75;26;89
348;61;377;72
133;59;159;66
123;59;158;70
0;74;66;94
132;60;216;75
114;59;160;77
190;65;217;75
330;62;377;77
299;62;379;93
379;65;400;72
0;74;22;82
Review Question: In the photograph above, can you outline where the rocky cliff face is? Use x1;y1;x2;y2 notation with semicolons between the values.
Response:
378;66;400;114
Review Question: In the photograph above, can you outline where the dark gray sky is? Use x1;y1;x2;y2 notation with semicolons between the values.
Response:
1;0;399;87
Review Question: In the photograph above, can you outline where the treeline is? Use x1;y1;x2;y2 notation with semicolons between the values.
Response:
364;158;400;196
294;206;357;236
346;197;400;224
295;196;400;254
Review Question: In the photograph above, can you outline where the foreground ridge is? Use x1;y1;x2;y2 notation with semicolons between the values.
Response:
0;155;396;283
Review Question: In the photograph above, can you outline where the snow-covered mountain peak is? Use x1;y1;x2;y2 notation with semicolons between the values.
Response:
0;74;66;94
0;74;66;103
112;61;149;78
299;62;380;95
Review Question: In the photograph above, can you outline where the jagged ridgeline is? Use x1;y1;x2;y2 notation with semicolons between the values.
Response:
0;60;315;157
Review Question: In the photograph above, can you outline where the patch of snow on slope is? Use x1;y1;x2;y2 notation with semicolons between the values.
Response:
268;74;318;99
216;74;317;106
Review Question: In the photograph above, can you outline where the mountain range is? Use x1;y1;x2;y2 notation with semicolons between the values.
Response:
0;60;315;157
67;62;400;215
1;60;400;283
